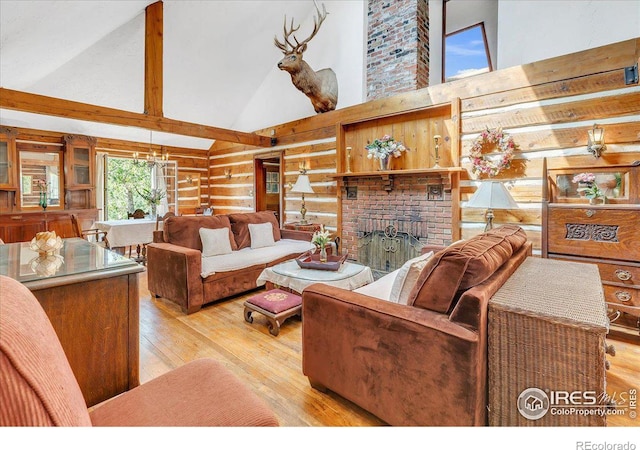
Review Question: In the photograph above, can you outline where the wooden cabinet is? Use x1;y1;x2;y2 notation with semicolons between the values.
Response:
0;209;99;243
0;127;19;213
64;135;96;209
542;159;640;339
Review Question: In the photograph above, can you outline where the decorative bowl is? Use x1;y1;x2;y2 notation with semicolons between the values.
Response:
30;231;63;255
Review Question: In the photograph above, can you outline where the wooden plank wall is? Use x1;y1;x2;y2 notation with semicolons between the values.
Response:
210;38;640;251
209;139;339;230
10;128;210;216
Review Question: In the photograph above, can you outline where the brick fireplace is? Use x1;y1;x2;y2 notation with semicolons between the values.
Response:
341;173;454;277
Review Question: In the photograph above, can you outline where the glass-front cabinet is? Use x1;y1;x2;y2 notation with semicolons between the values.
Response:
547;165;635;204
0;127;18;190
64;135;96;189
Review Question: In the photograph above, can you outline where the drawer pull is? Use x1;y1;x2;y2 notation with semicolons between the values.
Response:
615;270;632;281
615;291;632;302
585;210;595;217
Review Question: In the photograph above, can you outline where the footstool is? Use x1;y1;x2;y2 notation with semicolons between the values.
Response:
244;289;302;336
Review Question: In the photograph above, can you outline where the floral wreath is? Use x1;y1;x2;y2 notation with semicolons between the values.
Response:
469;127;517;177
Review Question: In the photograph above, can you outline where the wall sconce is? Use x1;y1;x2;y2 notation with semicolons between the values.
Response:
185;175;193;184
587;124;605;158
224;169;232;179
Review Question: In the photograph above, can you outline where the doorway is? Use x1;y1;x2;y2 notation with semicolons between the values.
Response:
254;152;282;225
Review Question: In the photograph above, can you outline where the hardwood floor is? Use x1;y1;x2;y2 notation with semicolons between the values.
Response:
136;271;638;427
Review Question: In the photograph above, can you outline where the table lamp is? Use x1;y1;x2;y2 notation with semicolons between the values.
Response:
291;174;314;225
466;181;518;231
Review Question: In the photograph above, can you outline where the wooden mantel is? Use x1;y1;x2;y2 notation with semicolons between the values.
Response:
332;167;464;192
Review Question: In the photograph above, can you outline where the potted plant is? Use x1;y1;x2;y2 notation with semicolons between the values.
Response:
137;187;166;218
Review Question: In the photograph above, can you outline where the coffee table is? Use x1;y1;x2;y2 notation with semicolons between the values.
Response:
256;259;374;294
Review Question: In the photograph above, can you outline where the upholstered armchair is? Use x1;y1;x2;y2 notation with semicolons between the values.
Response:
0;275;278;427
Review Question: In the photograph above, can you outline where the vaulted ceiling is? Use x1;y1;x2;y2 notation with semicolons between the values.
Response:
0;0;330;150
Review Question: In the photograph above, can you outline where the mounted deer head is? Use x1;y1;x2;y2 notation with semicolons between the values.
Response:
274;0;338;113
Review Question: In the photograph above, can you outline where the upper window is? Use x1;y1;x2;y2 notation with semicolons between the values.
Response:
444;23;492;82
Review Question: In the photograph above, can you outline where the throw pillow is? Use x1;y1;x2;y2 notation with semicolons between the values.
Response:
389;251;434;304
199;227;233;257
228;211;281;249
249;222;276;249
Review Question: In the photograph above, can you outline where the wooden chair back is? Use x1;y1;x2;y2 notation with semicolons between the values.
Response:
128;209;146;219
156;212;176;231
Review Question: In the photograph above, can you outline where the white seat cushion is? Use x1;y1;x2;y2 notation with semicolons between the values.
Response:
201;239;315;277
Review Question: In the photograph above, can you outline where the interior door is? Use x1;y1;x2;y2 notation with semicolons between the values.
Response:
253;153;282;224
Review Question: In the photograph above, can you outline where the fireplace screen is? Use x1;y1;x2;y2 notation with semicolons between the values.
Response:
357;223;424;279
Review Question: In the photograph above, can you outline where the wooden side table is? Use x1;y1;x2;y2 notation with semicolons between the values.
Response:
488;257;610;426
283;222;322;232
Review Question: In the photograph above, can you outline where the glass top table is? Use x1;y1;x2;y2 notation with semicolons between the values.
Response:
257;259;374;294
0;237;142;286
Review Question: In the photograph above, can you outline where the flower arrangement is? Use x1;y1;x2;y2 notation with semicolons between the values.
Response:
469;127;517;177
365;135;408;160
137;187;166;205
311;225;331;247
572;172;602;199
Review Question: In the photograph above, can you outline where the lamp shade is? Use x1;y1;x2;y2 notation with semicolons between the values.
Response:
291;174;314;194
467;181;518;210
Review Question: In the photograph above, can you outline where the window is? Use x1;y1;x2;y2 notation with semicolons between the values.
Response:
444;23;492;82
19;149;63;209
266;171;280;194
103;156;177;220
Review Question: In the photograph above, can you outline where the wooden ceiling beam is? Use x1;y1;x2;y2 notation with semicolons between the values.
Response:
145;1;163;117
0;88;272;147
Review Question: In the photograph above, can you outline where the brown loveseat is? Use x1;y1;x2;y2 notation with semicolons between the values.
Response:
301;225;532;426
147;211;313;314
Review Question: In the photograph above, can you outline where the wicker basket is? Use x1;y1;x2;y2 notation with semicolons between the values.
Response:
488;257;609;426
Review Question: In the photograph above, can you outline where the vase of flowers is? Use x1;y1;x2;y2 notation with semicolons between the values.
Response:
137;187;166;219
572;173;603;204
365;135;408;171
311;225;331;262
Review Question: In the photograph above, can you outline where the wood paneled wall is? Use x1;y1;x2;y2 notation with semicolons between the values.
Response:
210;38;640;250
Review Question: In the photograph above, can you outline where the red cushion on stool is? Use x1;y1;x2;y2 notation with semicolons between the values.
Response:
247;289;302;314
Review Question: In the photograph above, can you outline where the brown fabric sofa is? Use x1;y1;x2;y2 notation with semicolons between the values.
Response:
0;275;279;427
301;225;532;426
147;211;313;314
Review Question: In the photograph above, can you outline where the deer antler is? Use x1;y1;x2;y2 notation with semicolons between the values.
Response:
273;0;328;54
274;16;300;53
293;0;328;51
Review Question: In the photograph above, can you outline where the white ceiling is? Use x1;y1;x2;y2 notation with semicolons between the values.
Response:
0;0;326;150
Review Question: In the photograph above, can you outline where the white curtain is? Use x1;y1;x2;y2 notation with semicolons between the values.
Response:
96;152;106;221
154;164;169;216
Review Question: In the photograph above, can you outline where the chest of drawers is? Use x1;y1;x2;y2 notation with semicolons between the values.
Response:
542;160;640;339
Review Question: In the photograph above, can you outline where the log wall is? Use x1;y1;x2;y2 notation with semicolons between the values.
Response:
210;38;640;251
